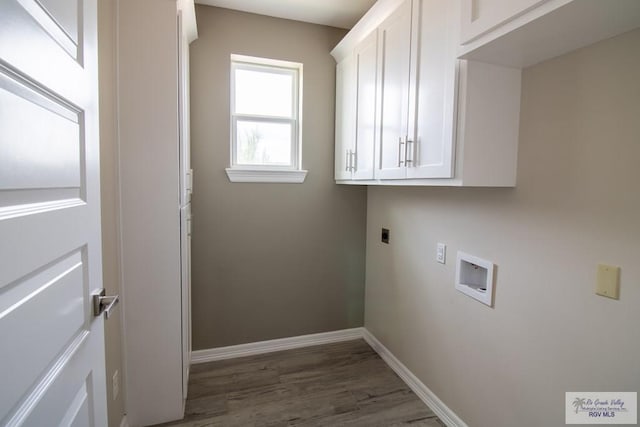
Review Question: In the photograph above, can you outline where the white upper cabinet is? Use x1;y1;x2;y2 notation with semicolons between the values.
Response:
376;0;413;180
334;54;356;180
334;31;377;181
459;0;640;68
377;0;459;180
353;31;378;180
331;0;521;187
332;0;640;186
406;0;458;179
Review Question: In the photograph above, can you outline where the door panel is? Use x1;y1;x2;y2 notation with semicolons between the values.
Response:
0;0;85;98
0;72;82;192
0;251;85;418
0;205;88;289
20;335;101;426
37;0;80;45
0;0;106;425
407;0;457;178
353;31;377;180
376;0;412;180
334;55;356;180
62;383;91;427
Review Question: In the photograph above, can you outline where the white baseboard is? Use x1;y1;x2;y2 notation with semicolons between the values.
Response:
190;327;466;427
361;329;468;427
191;328;365;364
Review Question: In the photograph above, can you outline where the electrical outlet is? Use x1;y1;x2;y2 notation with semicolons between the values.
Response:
437;243;446;264
112;370;120;401
381;228;390;244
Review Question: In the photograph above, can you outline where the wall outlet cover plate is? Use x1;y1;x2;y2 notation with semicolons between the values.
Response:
596;264;620;300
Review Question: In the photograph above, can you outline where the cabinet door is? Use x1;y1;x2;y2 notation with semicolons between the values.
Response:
353;30;377;180
376;0;413;180
177;11;192;401
460;0;550;45
335;54;356;180
406;0;457;179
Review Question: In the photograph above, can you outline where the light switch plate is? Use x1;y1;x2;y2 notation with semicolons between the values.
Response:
596;264;620;299
437;243;446;264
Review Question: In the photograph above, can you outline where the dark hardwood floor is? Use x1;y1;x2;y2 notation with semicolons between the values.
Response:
154;339;445;427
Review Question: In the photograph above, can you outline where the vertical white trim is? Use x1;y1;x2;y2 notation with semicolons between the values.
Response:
113;0;128;419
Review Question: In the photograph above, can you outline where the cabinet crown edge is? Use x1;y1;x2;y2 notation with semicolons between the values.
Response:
331;0;404;62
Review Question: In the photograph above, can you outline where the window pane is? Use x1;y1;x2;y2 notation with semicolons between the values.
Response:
234;68;293;117
236;121;292;166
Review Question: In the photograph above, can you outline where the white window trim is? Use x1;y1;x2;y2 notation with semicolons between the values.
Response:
228;54;306;183
225;168;307;183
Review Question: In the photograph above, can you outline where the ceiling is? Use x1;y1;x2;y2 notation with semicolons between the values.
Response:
195;0;377;29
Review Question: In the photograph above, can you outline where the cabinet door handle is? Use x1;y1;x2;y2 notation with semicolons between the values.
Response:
352;150;357;172
346;149;350;171
398;137;405;167
405;137;414;166
346;150;356;172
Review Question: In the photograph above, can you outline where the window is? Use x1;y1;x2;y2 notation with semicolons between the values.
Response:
226;55;307;183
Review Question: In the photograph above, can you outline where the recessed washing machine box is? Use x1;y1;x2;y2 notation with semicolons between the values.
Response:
455;251;495;307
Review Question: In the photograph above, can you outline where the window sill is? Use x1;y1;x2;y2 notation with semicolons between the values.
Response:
225;168;308;183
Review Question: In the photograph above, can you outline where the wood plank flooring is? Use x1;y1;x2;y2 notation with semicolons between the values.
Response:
153;339;445;427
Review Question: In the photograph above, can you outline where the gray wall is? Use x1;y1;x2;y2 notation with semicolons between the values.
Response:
98;0;124;425
190;6;367;350
365;29;640;427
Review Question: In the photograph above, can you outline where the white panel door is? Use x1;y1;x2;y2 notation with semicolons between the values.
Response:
0;0;107;426
353;30;377;180
406;0;457;179
376;0;412;180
